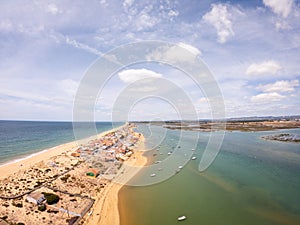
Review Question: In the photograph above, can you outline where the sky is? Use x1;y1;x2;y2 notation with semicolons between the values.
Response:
0;0;299;121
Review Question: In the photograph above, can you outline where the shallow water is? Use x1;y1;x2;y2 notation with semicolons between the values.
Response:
119;125;300;225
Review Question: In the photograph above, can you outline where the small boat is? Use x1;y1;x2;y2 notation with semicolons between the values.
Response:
178;215;187;221
175;169;181;173
168;152;172;155
191;156;197;160
150;173;156;177
178;166;183;169
191;148;195;151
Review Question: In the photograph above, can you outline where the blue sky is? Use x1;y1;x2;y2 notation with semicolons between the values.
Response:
0;0;299;121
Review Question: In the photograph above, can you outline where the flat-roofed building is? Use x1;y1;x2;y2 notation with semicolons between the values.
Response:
27;191;45;205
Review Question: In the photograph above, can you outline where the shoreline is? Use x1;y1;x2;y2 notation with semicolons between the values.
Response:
0;122;146;225
84;134;147;225
0;141;78;179
144;120;300;132
0;124;127;179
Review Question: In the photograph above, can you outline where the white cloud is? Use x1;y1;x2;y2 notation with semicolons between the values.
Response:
58;79;79;97
251;92;285;102
275;19;291;30
263;0;294;18
178;42;202;56
46;4;59;15
168;10;179;17
203;4;234;43
197;97;208;104
65;36;103;56
0;20;13;32
257;80;299;93
118;68;163;83
123;0;135;9
135;12;158;30
246;60;282;76
146;42;201;64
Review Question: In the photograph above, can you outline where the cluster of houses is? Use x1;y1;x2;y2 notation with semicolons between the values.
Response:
0;124;142;225
68;124;141;178
76;124;140;163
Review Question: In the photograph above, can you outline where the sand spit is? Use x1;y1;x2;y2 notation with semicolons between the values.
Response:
84;135;147;225
0;123;144;225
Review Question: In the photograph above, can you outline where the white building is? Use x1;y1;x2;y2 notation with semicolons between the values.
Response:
27;192;45;205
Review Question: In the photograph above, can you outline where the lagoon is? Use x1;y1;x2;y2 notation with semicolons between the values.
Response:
119;124;300;225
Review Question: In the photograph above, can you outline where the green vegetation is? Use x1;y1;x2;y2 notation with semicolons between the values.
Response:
12;201;23;208
42;192;60;205
38;204;46;211
60;174;71;182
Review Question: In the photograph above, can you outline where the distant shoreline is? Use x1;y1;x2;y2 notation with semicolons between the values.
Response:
138;120;300;132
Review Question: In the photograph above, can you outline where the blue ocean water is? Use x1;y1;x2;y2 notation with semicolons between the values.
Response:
119;124;300;225
0;120;121;165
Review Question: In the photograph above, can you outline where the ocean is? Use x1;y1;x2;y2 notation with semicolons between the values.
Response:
119;124;300;225
0;120;121;165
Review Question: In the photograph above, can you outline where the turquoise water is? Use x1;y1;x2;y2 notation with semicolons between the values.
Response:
119;124;300;225
0;121;121;165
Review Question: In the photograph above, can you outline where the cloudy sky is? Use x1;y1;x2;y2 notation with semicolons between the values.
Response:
0;0;299;121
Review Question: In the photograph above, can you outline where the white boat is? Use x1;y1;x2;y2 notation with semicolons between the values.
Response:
168;152;172;155
178;166;183;169
150;173;156;177
178;215;187;221
191;148;195;151
191;156;197;160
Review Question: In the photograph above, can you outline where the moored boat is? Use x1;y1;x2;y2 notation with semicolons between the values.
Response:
178;215;187;221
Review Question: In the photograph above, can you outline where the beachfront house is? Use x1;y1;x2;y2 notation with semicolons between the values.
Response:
27;192;45;205
71;152;80;157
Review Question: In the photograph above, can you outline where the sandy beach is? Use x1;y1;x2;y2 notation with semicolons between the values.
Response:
84;135;147;225
0;141;78;180
0;123;146;225
0;124;127;179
